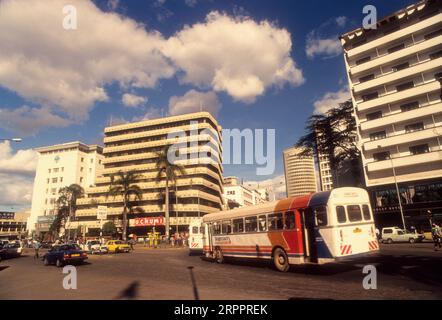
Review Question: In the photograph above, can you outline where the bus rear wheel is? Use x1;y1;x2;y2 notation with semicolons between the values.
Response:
273;248;289;272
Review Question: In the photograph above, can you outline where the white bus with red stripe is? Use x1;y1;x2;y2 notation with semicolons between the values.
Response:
202;187;379;272
188;219;204;255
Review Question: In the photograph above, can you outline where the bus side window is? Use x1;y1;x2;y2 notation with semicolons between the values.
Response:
336;206;347;223
245;216;258;232
213;223;221;235
268;213;283;230
192;226;199;234
222;220;232;234
314;206;328;227
258;215;267;232
362;205;371;221
200;226;204;234
284;211;295;230
232;218;244;233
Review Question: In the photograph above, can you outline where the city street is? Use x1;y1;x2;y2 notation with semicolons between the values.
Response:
0;243;441;300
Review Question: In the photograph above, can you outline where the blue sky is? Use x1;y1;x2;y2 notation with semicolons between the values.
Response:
0;0;414;209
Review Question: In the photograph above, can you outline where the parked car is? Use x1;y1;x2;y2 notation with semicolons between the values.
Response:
381;227;425;244
83;240;108;254
105;240;130;253
42;244;88;267
0;242;23;259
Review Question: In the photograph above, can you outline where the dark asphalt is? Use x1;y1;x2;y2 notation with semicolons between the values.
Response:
0;243;441;300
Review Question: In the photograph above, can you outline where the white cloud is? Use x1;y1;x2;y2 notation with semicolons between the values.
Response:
107;0;120;11
132;107;163;122
164;11;304;103
122;93;148;108
0;106;71;136
0;142;38;207
306;36;342;59
0;0;174;130
313;87;351;114
184;0;198;7
169;90;221;116
305;16;347;59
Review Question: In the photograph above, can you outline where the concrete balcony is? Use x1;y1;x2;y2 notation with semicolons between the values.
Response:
360;102;442;131
357;80;441;112
353;56;442;93
350;35;442;76
347;13;442;58
366;149;442;172
364;125;442;151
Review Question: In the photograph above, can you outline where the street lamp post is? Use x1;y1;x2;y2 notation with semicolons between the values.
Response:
175;184;179;234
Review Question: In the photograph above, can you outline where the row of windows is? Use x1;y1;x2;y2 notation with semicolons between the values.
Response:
212;211;296;235
373;143;431;161
369;122;426;141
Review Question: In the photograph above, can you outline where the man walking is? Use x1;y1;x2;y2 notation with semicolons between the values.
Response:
431;224;441;251
33;240;41;259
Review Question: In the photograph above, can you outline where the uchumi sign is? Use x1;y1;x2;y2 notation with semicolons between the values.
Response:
134;217;165;227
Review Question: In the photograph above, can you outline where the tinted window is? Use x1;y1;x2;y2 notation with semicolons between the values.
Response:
192;226;199;234
284;211;295;229
347;205;362;222
222;221;232;234
314;206;328;226
232;218;244;233
336;206;347;223
383;229;393;234
362;205;371;220
200;226;204;234
245;216;258;232
258;215;267;232
268;213;283;230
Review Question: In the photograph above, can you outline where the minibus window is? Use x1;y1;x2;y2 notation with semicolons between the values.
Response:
232;218;244;233
362;205;371;221
347;205;362;222
192;226;199;234
222;221;232;234
200;227;204;234
245;216;258;232
258;215;267;231
213;223;221;235
268;213;283;230
284;211;295;229
314;206;328;226
336;206;347;223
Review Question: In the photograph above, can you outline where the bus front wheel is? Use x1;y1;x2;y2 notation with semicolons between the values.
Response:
273;248;289;272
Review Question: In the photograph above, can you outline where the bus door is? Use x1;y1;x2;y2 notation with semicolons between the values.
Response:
300;208;318;263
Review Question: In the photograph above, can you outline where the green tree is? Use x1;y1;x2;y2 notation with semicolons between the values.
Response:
51;184;84;239
107;170;142;241
155;145;186;240
102;221;117;237
296;100;364;187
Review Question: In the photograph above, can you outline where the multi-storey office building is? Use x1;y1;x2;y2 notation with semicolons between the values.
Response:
340;0;442;228
317;154;334;191
74;112;224;236
223;176;268;208
28;142;104;235
0;209;30;240
283;147;318;197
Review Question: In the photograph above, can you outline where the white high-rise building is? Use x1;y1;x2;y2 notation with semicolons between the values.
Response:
283;147;318;197
340;0;442;227
28;142;104;234
223;176;268;209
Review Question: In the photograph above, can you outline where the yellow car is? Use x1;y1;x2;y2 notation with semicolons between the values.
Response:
105;240;130;253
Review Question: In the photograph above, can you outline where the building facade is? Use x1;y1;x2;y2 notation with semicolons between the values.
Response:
223;176;268;209
74;112;224;236
0;209;30;240
28;142;104;234
283;147;318;197
340;0;442;228
317;154;334;191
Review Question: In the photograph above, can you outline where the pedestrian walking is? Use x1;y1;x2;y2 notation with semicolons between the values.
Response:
431;224;441;251
33;240;41;259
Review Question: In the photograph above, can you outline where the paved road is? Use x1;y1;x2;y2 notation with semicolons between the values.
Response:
0;243;441;300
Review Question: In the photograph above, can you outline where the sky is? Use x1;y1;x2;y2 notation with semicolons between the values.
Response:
0;0;415;211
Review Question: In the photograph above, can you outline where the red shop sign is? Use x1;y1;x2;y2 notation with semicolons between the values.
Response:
134;217;165;227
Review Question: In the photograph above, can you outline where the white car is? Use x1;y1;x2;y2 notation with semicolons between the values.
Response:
83;240;108;254
381;227;425;244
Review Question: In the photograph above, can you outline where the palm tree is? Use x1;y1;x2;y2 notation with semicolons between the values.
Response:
155;145;186;240
53;184;84;239
107;170;142;241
